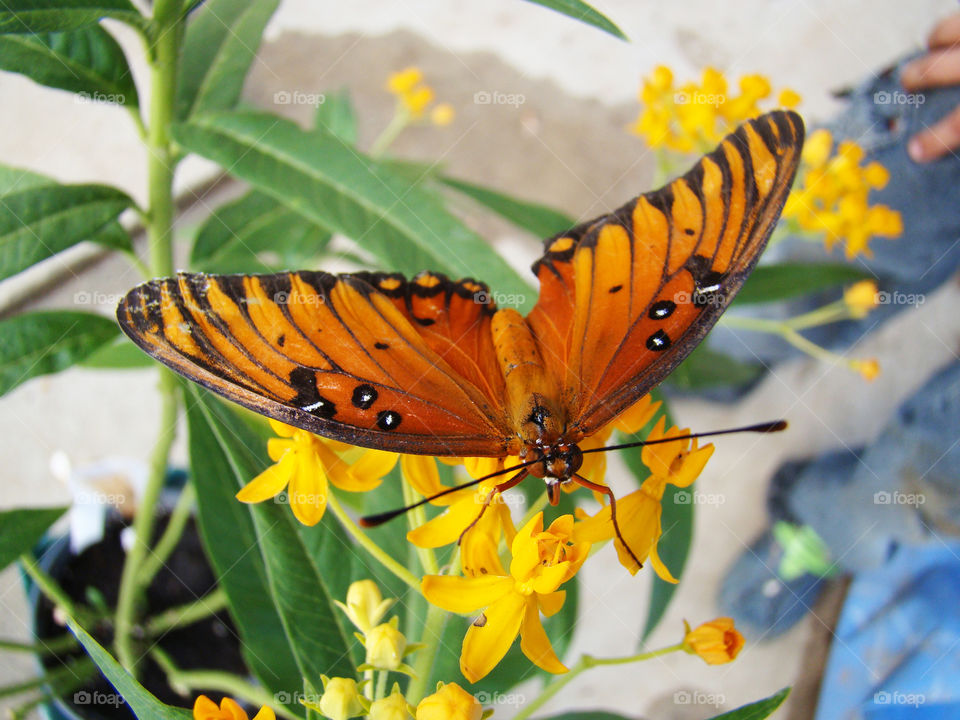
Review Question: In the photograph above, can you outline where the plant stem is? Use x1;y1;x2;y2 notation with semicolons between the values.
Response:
114;0;184;675
402;476;438;576
145;587;228;636
137;482;196;587
404;602;446;705
511;643;685;720
369;106;410;157
0;635;78;655
19;554;84;624
324;492;420;591
0;656;95;700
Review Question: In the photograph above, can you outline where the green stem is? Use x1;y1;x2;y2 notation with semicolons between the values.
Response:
369;106;411;157
145;587;228;636
19;554;84;624
721;314;855;367
324;491;420;591
0;656;95;700
374;670;388;701
0;635;78;655
402;476;438;576
511;644;684;720
137;482;196;587
151;648;303;720
404;602;446;705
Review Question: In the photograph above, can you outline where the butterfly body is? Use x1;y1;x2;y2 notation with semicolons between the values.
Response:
118;111;805;508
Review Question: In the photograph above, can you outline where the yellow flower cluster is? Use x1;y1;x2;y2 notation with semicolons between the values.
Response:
387;67;455;126
630;65;800;152
784;129;903;259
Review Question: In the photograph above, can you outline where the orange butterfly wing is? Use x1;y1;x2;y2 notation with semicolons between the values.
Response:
528;110;804;436
117;271;513;456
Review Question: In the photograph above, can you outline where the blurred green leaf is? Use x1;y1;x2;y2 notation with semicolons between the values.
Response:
0;0;145;34
0;311;119;396
708;688;791;719
0;507;67;570
173;112;533;306
0;163;51;194
80;336;154;369
191;190;332;273
442;176;574;238
523;0;626;40
0;25;137;106
0;182;133;280
176;0;279;120
736;262;870;305
666;345;764;391
314;87;357;145
188;388;357;687
67;620;192;720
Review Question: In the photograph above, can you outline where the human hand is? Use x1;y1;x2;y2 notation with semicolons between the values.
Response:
902;12;960;162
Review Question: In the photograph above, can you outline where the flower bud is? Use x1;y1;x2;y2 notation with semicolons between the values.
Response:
844;280;878;318
368;688;412;720
338;580;392;633
682;617;745;665
365;622;407;671
318;677;364;720
415;683;482;720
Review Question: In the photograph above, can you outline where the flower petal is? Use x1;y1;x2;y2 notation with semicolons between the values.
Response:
236;452;295;504
407;497;482;549
537;590;565;618
421;574;513;614
531;561;571;595
519;597;567;674
288;450;328;526
460;591;526;683
346;449;399;489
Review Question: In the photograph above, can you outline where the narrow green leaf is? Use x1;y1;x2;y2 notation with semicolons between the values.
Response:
188;388;357;686
665;345;764;390
80;336;154;369
313;87;357;145
0;0;145;34
441;176;575;239
66;620;192;720
172;112;533;307
0;25;137;106
523;0;627;40
0;507;67;570
736;262;870;305
176;0;280;120
191;190;331;273
0;311;119;396
708;688;791;719
0;163;51;194
0;182;133;280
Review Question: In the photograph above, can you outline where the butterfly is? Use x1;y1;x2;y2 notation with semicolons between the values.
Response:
117;110;803;561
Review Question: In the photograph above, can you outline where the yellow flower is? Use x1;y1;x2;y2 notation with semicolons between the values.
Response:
236;419;398;526
778;88;802;108
853;358;881;381
318;677;366;720
386;66;450;122
193;696;275;720
843;280;879;318
387;67;423;95
415;683;482;720
369;687;413;720
335;579;394;634
682;618;745;665
574;418;713;580
421;513;589;682
365;620;408;671
430;103;455;126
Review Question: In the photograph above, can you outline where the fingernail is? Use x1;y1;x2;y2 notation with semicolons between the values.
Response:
901;62;920;88
908;136;926;162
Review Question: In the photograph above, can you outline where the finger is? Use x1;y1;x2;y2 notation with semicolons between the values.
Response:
928;12;960;49
908;105;960;163
902;46;960;90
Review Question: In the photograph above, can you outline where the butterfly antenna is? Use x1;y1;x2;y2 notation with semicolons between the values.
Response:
581;419;787;455
358;458;541;528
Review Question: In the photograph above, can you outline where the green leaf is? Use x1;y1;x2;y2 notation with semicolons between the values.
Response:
80;336;154;369
736;262;870;305
0;182;134;280
0;25;137;106
0;311;119;396
176;0;279;120
172;112;533;308
0;163;51;194
707;688;791;719
523;0;627;40
66;619;192;720
187;387;357;688
441;176;575;238
0;506;67;570
665;345;764;390
314;87;357;145
191;190;331;273
0;0;145;35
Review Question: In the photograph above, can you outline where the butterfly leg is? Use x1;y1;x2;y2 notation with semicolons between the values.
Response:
457;469;528;547
572;473;644;571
